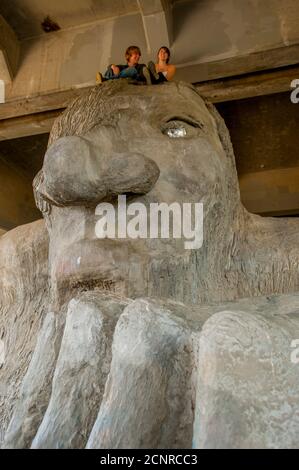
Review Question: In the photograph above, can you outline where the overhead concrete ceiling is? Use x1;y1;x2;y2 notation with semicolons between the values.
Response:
3;0;299;47
0;0;141;40
1;0;299;91
0;1;298;226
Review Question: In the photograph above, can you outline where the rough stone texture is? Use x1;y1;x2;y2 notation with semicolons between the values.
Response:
41;135;160;206
193;294;299;449
31;293;129;449
86;294;299;449
1;81;299;449
86;298;200;449
0;220;49;444
3;310;65;449
36;81;298;308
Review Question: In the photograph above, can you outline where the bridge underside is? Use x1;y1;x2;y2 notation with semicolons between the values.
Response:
0;0;299;231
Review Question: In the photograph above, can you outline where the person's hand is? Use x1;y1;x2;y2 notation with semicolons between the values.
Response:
111;65;120;76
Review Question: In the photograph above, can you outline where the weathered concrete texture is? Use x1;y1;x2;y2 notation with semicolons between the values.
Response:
86;294;299;449
3;310;65;449
87;298;199;449
138;0;172;53
0;219;49;445
6;291;299;450
4;0;299;102
36;81;298;308
0;14;19;82
31;293;129;449
1;81;299;449
3;12;148;102
41;135;160;206
0;0;140;40
193;294;299;449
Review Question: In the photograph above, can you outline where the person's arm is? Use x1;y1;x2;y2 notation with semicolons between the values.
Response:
111;64;120;76
167;64;176;81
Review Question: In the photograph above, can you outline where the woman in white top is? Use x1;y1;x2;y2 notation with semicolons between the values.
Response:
148;46;176;84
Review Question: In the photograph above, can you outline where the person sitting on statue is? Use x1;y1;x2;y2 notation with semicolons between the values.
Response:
147;46;176;84
96;45;152;85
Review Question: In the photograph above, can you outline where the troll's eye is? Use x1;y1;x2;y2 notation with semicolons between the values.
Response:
161;119;202;139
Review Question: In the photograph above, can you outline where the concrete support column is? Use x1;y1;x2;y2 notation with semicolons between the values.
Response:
0;15;20;83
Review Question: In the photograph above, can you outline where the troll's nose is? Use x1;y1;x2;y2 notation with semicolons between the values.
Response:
40;136;160;206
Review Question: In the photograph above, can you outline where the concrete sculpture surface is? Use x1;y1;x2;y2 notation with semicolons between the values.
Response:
0;80;298;448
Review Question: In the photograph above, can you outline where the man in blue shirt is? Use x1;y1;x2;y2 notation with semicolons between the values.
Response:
97;46;151;85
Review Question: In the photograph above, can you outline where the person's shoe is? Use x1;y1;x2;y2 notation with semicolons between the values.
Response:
96;72;103;84
142;66;152;85
148;61;159;80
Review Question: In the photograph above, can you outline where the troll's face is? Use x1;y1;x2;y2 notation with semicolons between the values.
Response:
35;81;239;300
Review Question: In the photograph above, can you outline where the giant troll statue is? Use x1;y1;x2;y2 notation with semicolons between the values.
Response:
0;81;299;449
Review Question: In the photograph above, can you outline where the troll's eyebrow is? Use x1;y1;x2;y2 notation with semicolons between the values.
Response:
162;115;203;129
